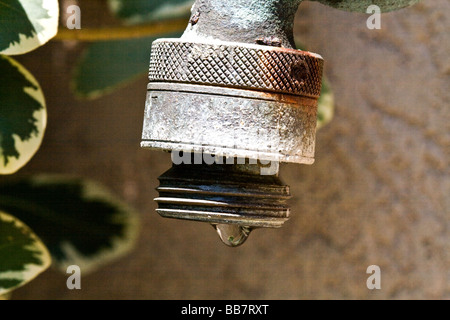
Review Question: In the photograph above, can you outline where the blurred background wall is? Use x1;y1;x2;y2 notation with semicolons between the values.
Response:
12;0;449;299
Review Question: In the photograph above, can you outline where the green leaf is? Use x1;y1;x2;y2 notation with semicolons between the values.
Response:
0;211;51;296
72;34;181;99
108;0;194;24
0;0;59;55
0;175;139;275
0;55;47;175
317;77;334;130
312;0;421;13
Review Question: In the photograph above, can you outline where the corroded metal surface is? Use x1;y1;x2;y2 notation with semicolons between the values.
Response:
148;39;323;98
141;1;325;243
155;161;291;229
141;83;318;164
182;0;303;48
140;0;422;245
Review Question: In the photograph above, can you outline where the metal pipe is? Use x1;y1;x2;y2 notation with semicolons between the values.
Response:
182;0;303;48
141;0;421;246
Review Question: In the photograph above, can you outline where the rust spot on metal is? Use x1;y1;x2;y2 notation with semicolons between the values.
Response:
190;12;201;25
255;36;282;47
290;59;309;85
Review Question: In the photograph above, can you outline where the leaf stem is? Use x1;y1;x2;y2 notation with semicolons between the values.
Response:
54;18;188;42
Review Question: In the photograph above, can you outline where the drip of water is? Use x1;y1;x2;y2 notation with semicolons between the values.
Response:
213;224;252;247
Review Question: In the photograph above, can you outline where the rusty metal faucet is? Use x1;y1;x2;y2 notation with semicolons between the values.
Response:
141;0;420;246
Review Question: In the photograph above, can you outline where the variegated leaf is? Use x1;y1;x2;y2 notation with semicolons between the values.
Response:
0;175;139;275
0;211;51;296
0;0;59;55
0;55;47;175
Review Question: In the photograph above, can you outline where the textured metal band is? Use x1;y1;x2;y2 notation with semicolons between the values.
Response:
148;39;324;98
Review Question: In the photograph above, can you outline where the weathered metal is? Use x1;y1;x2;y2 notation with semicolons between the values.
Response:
141;0;421;246
142;83;318;164
147;39;323;97
142;37;323;164
182;0;302;48
156;161;290;226
155;159;291;247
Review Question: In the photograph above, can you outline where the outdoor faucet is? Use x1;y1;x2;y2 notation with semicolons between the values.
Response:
141;0;420;246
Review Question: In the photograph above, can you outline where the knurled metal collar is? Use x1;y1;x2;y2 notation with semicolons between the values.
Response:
148;38;324;98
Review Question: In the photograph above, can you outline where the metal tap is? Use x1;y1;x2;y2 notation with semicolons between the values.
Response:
141;0;420;246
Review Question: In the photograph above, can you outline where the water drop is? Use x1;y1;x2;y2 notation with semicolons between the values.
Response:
213;224;251;247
